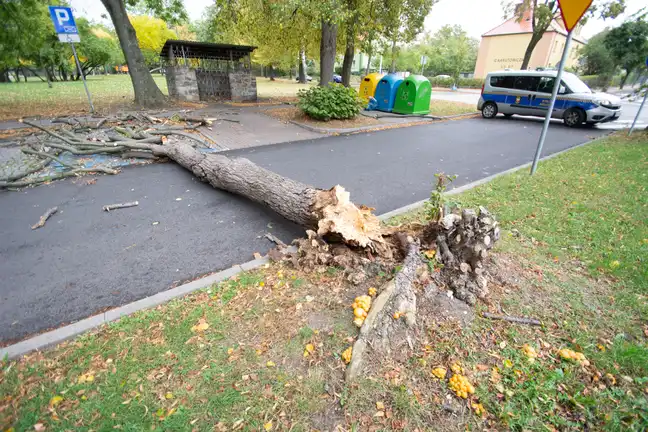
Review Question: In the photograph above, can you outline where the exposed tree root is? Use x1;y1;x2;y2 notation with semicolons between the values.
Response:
346;241;421;381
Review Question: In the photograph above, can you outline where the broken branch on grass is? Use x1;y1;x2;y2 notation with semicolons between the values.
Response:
103;201;139;211
482;312;541;326
31;207;58;230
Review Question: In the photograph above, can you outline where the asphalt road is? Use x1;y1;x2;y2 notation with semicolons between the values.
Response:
0;117;607;343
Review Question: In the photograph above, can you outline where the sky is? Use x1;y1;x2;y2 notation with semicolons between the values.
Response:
71;0;646;41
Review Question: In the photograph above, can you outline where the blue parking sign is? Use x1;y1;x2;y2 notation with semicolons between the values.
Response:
49;6;80;42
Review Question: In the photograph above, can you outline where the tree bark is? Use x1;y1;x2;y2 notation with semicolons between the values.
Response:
100;0;166;107
520;32;543;70
341;7;358;87
365;49;373;76
389;39;397;73
619;68;632;89
298;47;307;84
319;20;338;87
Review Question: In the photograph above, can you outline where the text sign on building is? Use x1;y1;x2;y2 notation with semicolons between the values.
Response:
48;6;81;43
558;0;592;32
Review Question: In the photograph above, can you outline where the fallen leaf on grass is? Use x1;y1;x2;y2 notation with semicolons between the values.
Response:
190;319;209;333
303;343;315;357
49;396;63;407
253;252;263;259
264;421;272;431
376;401;385;410
77;373;95;384
266;361;276;368
33;424;46;431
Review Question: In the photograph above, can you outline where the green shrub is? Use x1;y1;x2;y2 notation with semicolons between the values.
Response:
428;77;484;89
297;84;364;121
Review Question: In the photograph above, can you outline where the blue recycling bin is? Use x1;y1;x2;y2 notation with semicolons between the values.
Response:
375;74;404;112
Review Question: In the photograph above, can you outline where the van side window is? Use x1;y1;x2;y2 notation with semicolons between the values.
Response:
490;76;515;88
537;77;555;94
514;76;541;91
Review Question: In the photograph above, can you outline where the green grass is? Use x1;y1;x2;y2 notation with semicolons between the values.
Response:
2;133;647;431
0;74;168;120
387;132;648;430
0;75;315;121
428;99;477;116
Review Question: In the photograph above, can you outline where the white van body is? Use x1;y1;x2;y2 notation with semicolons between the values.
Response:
477;70;622;127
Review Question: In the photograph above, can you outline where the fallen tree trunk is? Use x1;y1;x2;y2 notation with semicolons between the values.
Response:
160;141;386;250
6;123;386;251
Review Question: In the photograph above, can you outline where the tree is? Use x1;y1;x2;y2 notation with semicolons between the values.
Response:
130;15;177;68
604;16;648;88
427;26;478;80
503;0;626;71
377;0;437;73
99;0;186;107
74;20;122;79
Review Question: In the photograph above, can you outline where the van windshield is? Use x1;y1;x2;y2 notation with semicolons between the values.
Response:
562;73;591;94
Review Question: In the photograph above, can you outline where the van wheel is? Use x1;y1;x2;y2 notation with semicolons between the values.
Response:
481;102;498;119
563;108;585;127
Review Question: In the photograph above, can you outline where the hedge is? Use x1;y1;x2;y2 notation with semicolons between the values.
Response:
428;77;484;89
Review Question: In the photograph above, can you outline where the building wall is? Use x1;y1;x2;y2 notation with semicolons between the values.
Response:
166;66;200;102
474;31;584;78
228;71;257;102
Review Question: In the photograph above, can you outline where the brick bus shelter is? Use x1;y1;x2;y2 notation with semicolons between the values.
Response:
160;40;257;102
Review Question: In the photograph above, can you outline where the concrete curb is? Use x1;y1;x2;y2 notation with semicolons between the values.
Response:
1;257;269;360
378;133;611;221
288;118;435;136
1;133;611;360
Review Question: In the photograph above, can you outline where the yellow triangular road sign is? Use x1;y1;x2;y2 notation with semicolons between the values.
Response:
558;0;593;32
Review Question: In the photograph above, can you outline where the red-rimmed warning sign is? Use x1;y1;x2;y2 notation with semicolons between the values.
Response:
558;0;593;32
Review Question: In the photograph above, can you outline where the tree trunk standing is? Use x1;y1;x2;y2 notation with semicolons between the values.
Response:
365;49;373;76
341;7;358;87
100;0;166;107
619;68;632;89
319;20;338;87
298;47;307;84
0;70;9;83
520;32;543;70
269;64;276;81
389;39;397;73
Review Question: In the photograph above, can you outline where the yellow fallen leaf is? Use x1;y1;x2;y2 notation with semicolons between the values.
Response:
77;373;95;384
165;392;173;399
227;347;234;355
423;249;436;259
303;343;315;357
49;395;63;407
191;321;209;332
266;361;276;368
376;401;385;410
503;359;513;368
264;421;273;431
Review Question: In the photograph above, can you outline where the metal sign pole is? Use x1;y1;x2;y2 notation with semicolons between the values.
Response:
628;89;647;136
70;42;95;113
530;31;573;175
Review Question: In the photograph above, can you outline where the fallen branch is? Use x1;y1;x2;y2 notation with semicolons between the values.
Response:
0;158;51;182
1;167;119;189
103;201;139;211
21;149;78;169
148;130;211;148
482;312;541;326
31;207;58;230
264;232;287;247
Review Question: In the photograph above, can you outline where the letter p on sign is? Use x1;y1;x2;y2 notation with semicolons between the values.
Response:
55;9;69;26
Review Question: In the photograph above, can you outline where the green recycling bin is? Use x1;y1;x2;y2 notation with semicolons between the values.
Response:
392;75;431;115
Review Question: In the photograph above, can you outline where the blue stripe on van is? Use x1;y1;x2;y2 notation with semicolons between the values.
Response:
482;93;507;103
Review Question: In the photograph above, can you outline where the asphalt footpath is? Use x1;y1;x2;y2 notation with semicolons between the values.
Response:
0;117;607;343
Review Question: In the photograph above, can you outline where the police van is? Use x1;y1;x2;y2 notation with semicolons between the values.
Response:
477;70;622;127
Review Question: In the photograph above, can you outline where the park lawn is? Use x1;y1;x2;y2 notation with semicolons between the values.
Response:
2;133;647;431
0;76;314;121
0;75;169;121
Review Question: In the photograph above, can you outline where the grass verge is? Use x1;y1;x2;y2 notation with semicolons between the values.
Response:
1;133;646;431
428;100;477;116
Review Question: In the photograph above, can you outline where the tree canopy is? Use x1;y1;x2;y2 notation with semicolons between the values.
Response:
603;15;648;87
